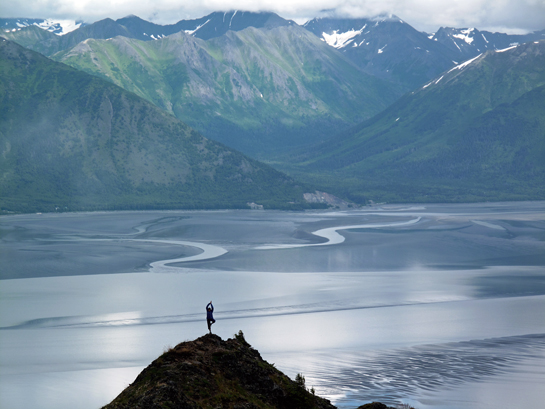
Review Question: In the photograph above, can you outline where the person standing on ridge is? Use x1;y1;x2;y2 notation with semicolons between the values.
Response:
206;301;215;334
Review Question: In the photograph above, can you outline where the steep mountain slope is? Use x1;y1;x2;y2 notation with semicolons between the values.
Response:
53;25;398;156
431;27;545;59
284;41;545;203
0;38;314;213
303;16;545;92
0;24;59;52
103;333;336;409
303;15;457;91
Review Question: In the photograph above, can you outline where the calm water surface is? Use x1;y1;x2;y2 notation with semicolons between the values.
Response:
1;202;544;408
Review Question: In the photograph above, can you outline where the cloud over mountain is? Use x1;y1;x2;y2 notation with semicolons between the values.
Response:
2;0;545;34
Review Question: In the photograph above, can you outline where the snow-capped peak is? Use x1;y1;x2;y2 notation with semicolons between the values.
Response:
44;19;82;35
2;18;83;35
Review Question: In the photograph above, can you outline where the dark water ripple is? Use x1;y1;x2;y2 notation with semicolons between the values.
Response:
311;333;545;407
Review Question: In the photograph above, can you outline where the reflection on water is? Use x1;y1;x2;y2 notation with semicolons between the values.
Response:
270;334;545;408
1;202;544;409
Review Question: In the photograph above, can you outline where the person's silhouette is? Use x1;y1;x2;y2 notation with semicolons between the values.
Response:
206;301;215;333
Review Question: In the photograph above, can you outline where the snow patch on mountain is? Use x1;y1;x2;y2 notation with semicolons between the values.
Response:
322;25;367;49
496;45;518;52
422;74;445;89
229;10;238;27
185;20;210;36
453;28;476;44
448;54;481;72
148;34;166;40
2;18;83;35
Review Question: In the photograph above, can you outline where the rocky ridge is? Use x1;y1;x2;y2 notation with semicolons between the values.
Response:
103;332;401;409
103;332;336;409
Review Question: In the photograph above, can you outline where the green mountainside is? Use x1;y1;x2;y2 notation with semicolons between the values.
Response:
0;25;59;52
3;13;544;205
0;38;316;213
50;26;399;157
280;41;545;203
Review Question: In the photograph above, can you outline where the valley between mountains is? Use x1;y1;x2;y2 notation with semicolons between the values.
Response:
1;11;544;212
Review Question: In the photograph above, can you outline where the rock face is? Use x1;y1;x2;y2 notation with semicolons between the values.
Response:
303;191;356;209
103;332;335;409
356;404;398;409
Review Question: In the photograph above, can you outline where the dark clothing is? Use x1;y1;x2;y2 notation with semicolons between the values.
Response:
206;302;215;333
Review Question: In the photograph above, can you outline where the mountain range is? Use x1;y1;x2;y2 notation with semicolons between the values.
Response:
0;38;317;213
304;15;545;92
430;26;545;59
284;41;545;203
7;13;544;94
1;11;544;209
50;24;398;156
303;15;456;92
1;13;400;156
1;17;85;35
0;12;294;56
5;12;544;95
4;12;544;155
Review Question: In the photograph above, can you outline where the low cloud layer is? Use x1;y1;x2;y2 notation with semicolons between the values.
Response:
2;0;544;33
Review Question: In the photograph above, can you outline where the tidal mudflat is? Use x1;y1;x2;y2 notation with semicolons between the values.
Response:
1;202;544;408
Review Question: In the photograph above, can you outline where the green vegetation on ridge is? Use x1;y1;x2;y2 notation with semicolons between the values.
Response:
3;20;544;206
276;41;545;203
50;26;399;157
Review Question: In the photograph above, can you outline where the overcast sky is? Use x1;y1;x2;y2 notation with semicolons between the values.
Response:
1;0;545;34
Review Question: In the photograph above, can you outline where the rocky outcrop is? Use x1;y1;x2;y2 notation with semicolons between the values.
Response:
356;403;398;409
103;332;335;409
304;191;357;209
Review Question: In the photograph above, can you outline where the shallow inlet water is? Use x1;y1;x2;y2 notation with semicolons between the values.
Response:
1;202;544;409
